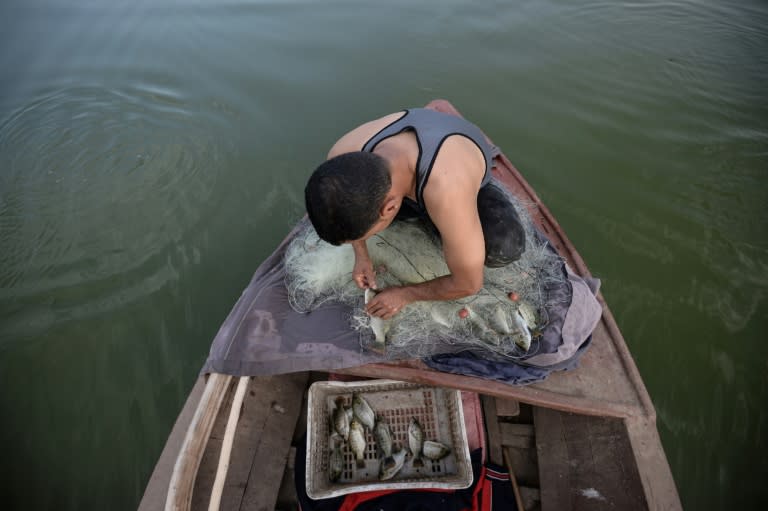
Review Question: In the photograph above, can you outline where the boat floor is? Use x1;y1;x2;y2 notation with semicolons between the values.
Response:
140;372;648;511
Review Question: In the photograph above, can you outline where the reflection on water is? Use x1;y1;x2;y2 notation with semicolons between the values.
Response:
0;0;767;509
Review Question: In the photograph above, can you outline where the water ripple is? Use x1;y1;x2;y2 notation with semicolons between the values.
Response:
0;85;237;342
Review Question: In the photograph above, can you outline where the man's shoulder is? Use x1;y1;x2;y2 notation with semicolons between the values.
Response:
430;136;486;184
328;111;406;158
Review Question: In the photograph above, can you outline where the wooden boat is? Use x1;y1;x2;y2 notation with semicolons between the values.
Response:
138;100;682;511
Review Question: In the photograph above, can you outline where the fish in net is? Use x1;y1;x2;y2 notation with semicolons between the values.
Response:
284;189;570;362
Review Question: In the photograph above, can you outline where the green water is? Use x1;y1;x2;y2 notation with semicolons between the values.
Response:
0;0;766;509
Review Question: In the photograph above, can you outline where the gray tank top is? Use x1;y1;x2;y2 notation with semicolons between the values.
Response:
361;108;496;212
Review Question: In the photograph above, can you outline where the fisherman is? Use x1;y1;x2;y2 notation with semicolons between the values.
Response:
304;107;526;320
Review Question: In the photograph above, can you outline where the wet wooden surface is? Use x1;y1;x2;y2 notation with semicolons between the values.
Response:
191;373;308;511
534;407;646;511
481;395;504;466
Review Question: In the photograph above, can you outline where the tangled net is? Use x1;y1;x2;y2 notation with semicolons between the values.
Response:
284;187;570;362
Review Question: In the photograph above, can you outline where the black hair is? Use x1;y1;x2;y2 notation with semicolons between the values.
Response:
304;151;392;245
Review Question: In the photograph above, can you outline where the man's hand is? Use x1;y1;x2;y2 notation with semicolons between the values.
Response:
352;252;377;289
353;256;376;290
366;286;412;319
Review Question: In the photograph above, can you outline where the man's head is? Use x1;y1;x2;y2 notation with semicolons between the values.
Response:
305;151;393;245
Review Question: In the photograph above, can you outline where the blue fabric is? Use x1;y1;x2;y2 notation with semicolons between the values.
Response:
424;336;592;386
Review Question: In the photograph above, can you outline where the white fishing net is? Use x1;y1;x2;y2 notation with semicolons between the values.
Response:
284;192;569;362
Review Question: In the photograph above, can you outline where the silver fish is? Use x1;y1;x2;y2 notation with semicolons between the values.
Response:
331;399;350;441
352;393;375;430
518;302;538;330
349;419;367;469
328;445;344;482
430;306;453;329
378;448;407;480
422;440;451;460
374;417;394;469
365;289;389;351
466;306;502;346
408;417;424;468
489;304;512;335
512;310;532;351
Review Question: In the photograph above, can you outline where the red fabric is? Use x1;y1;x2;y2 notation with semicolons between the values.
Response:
472;466;491;511
337;487;455;511
481;478;492;511
337;489;396;511
459;391;485;461
336;466;490;511
327;373;374;382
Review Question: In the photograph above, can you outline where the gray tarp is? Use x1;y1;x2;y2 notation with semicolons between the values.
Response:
202;220;602;385
202;224;382;376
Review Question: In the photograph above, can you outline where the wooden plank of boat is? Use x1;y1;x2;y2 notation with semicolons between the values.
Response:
534;407;647;510
164;373;232;511
138;373;308;511
195;373;308;511
480;395;504;466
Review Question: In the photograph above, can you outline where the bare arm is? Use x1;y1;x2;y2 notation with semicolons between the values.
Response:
366;144;486;318
406;181;486;299
365;191;485;317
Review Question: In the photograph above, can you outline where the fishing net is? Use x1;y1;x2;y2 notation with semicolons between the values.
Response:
284;186;571;363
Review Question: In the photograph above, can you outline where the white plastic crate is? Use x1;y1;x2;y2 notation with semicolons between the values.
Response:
305;379;473;499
